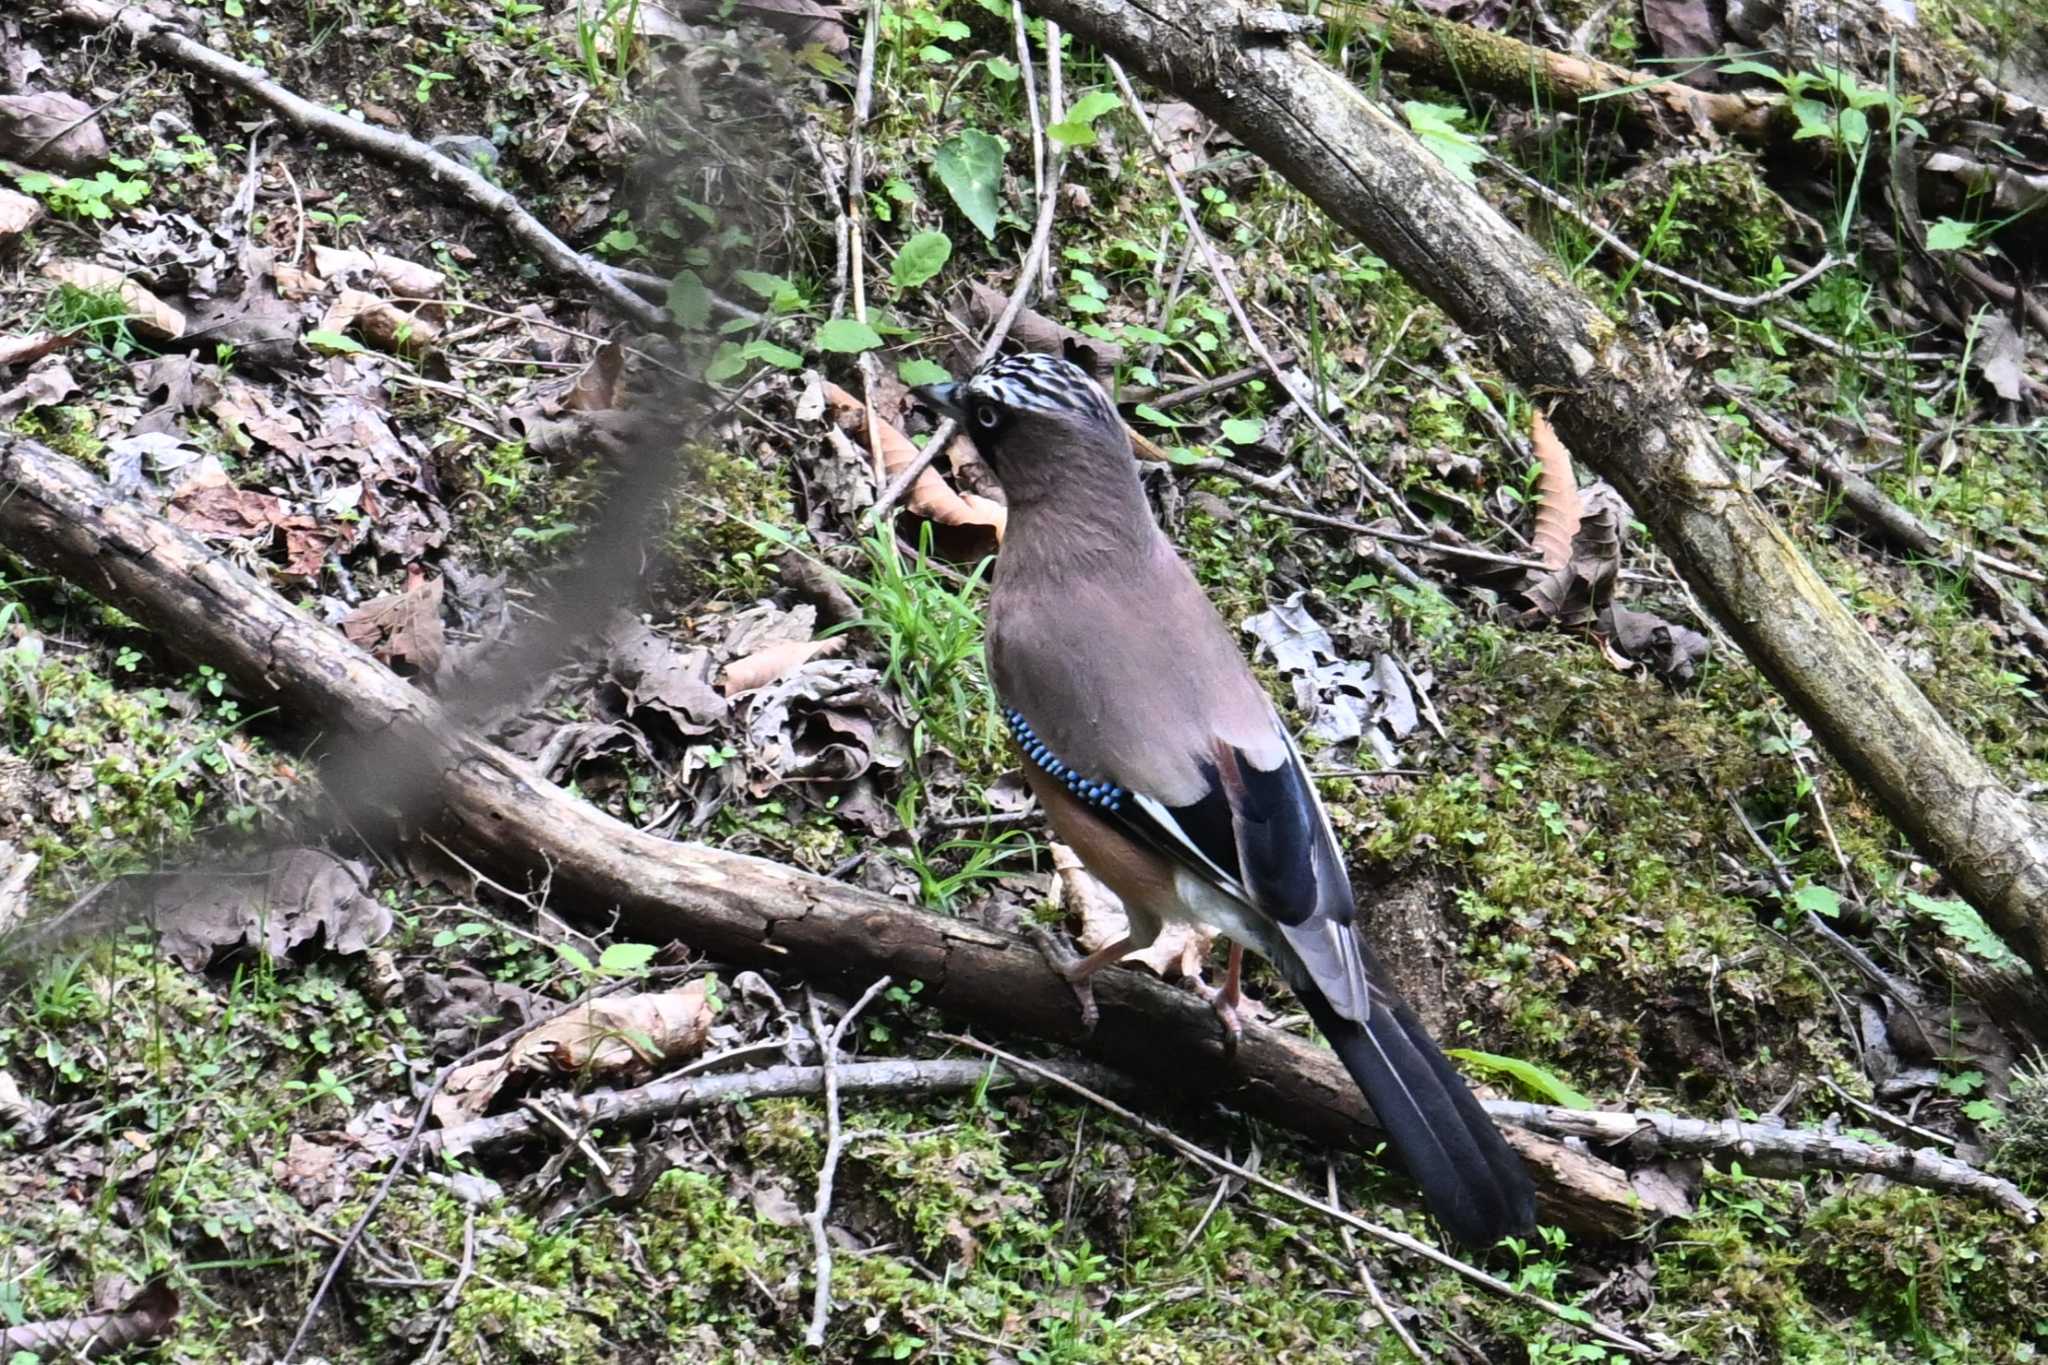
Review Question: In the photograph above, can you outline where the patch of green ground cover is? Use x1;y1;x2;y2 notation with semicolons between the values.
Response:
0;573;293;893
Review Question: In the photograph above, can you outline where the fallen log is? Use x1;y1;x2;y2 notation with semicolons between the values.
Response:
1024;0;2048;981
6;433;2036;1227
0;430;1642;1238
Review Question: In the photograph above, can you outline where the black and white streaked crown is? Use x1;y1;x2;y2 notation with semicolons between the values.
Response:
962;352;1118;431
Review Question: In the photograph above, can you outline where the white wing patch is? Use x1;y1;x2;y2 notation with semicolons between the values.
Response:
1131;790;1249;901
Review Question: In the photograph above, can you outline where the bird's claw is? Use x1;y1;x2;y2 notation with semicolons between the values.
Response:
1027;925;1101;1034
1192;975;1245;1055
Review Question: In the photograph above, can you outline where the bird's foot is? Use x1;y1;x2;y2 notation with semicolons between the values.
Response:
1191;975;1245;1054
1192;941;1246;1055
1027;925;1101;1033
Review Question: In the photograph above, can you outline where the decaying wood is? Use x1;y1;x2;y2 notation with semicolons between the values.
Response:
0;431;1641;1238
1025;0;2048;981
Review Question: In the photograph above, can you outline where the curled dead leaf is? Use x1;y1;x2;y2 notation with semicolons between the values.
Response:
0;186;44;243
42;260;186;340
310;243;446;298
718;633;847;695
152;847;391;970
0;331;74;367
1528;409;1583;572
821;382;1006;542
339;571;446;675
318;287;441;358
960;282;1126;370
431;978;714;1126
0;91;109;171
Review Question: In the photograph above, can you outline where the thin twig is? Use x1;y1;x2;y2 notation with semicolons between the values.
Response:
1142;353;1295;411
53;1;663;329
1818;1076;1956;1149
1488;156;1842;311
1718;384;2048;659
804;977;894;1349
426;1055;1124;1159
417;1209;476;1365
518;1096;616;1178
866;28;1068;526
847;0;886;483
1488;1102;2036;1221
279;977;641;1363
934;1032;1662;1358
1042;20;1066;293
1246;497;1547;571
1015;0;1047;274
1107;57;1426;532
1328;1161;1428;1362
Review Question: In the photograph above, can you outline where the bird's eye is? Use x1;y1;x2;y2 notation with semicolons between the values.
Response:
974;403;1001;429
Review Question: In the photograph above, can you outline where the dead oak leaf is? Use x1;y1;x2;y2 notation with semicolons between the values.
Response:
41;260;185;341
719;634;846;695
340;571;446;674
0;91;109;171
821;381;1005;544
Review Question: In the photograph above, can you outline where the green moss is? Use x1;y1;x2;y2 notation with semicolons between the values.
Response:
1802;1186;2048;1359
11;405;104;464
665;446;799;606
1608;154;1796;281
1357;643;1830;1098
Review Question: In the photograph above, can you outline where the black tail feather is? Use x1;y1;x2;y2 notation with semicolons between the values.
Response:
1297;981;1536;1248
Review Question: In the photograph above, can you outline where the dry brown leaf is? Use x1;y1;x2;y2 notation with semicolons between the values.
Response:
152;847;391;970
165;465;348;576
272;261;325;301
822;382;1006;541
0;357;77;421
339;571;446;674
310;243;445;297
959;282;1126;370
718;634;846;695
565;340;625;412
431;979;714;1126
41;260;186;340
0;1281;179;1359
0;186;43;242
0;331;73;367
1528;409;1583;572
318;287;440;358
1057;842;1215;979
0;91;109;171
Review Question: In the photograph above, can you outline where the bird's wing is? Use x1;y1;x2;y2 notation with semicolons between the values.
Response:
998;691;1375;1025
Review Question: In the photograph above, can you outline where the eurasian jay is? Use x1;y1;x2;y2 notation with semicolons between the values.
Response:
914;351;1536;1248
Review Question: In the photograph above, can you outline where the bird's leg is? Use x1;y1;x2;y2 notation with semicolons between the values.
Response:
1192;942;1246;1052
1027;926;1131;1033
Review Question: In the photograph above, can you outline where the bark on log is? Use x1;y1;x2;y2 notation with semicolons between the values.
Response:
0;432;1642;1238
1025;0;2048;979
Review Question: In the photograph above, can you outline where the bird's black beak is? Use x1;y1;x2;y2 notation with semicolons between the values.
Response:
911;381;966;421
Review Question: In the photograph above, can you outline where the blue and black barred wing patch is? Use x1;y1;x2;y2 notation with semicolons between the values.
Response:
1003;706;1249;902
